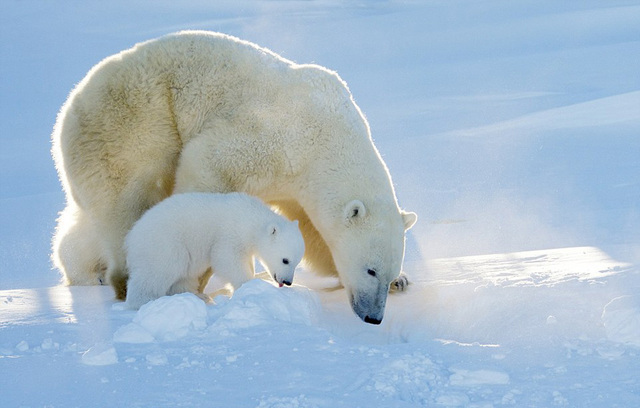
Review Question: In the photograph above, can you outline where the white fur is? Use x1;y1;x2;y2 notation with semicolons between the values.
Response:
51;31;416;323
124;192;304;309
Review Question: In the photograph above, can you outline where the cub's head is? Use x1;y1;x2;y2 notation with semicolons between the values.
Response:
259;219;305;287
331;199;417;325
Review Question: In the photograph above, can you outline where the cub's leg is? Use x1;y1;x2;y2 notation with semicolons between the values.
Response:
210;248;255;295
197;267;214;293
125;239;190;309
167;275;212;303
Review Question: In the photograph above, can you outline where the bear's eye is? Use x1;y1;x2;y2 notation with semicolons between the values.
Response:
282;258;289;265
367;268;377;277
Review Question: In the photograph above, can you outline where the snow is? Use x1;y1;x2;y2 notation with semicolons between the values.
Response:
81;342;119;367
1;0;639;407
602;295;640;347
448;369;510;387
114;293;208;343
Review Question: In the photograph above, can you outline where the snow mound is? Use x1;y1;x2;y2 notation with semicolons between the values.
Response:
209;279;321;332
81;342;118;366
602;295;640;347
114;293;207;343
114;280;321;344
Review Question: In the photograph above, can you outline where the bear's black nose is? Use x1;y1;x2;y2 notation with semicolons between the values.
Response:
282;280;292;286
364;316;382;325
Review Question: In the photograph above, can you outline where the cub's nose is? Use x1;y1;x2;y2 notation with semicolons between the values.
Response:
274;274;292;287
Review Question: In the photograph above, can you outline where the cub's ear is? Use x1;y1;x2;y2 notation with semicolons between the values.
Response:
292;220;299;228
344;200;366;224
402;211;417;230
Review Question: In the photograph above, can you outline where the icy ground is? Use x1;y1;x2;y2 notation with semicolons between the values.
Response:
1;1;640;407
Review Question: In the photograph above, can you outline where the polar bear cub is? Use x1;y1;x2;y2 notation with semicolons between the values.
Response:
125;192;305;309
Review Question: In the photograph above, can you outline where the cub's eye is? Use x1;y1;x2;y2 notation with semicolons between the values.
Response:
282;258;289;265
367;269;377;277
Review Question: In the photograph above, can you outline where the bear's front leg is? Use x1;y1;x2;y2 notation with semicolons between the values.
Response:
390;272;410;292
271;199;339;277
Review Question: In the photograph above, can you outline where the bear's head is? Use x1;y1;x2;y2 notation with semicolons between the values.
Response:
258;220;305;288
331;199;417;325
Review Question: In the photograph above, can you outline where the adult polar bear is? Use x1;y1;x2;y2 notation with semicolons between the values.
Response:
52;31;417;325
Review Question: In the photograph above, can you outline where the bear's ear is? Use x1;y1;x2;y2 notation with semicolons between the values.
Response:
402;211;417;230
344;200;366;224
292;219;299;228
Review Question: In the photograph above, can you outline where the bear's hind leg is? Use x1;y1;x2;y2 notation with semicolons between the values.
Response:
101;221;133;300
52;204;107;285
106;177;173;300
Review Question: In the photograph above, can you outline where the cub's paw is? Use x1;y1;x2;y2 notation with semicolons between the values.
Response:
196;292;213;304
390;272;409;293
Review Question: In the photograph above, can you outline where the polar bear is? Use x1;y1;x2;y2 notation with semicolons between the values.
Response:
124;192;305;310
51;30;416;324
